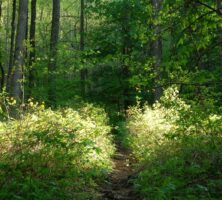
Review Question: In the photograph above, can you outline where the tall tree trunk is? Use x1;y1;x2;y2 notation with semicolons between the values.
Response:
24;1;29;61
0;0;4;92
7;0;16;91
29;0;37;96
152;0;162;101
0;0;2;17
80;0;84;51
122;3;131;111
10;0;28;102
48;0;60;104
80;0;87;97
217;0;222;68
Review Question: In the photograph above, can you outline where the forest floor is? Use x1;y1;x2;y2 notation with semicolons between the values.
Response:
99;142;141;200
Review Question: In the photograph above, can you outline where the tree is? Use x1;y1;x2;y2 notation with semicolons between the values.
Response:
80;0;87;97
28;0;37;96
9;0;28;102
152;0;162;101
0;0;4;92
121;0;132;110
217;0;222;68
48;0;60;104
7;0;16;91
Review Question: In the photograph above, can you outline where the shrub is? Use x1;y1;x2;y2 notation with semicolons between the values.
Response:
0;103;115;199
126;87;222;199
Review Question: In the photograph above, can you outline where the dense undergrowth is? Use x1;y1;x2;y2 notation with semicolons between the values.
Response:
125;87;222;199
0;101;115;199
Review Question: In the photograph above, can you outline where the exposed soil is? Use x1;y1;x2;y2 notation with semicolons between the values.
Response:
99;144;141;200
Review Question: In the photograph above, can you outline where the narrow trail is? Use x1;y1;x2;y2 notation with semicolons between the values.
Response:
100;143;141;200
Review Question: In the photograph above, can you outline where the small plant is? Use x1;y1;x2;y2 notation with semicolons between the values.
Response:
0;90;17;120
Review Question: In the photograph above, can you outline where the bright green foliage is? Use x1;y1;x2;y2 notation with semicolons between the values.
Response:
0;103;115;199
126;87;222;199
1;0;222;198
85;0;222;106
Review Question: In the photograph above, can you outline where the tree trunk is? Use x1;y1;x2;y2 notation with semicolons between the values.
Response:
80;0;87;98
48;0;60;104
29;0;37;96
121;1;131;111
24;1;29;62
0;0;5;92
7;0;17;92
152;0;162;101
0;0;2;17
217;0;222;68
10;0;28;102
80;0;84;51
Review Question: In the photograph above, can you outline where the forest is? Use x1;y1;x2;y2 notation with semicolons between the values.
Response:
0;0;222;199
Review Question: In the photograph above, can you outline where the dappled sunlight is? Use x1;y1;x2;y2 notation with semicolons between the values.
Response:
1;0;222;199
125;87;222;199
0;103;115;199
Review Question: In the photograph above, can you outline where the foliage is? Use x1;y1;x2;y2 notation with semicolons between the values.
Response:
0;90;17;120
0;102;115;199
1;0;222;198
126;87;222;199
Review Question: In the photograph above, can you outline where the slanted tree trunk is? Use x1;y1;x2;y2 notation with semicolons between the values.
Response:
28;0;37;96
152;0;162;101
7;0;16;91
10;0;28;102
80;0;87;97
48;0;60;104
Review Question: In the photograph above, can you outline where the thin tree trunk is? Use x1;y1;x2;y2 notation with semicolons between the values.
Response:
7;0;17;91
121;2;131;111
0;0;5;92
80;0;87;97
217;0;222;68
25;0;29;60
48;0;60;104
10;0;28;102
0;0;2;17
80;0;84;51
29;0;37;96
152;0;162;101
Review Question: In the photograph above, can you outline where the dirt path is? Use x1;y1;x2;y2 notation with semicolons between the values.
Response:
100;144;141;200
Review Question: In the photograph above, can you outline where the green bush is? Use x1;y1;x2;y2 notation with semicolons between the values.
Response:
0;103;115;199
126;87;222;199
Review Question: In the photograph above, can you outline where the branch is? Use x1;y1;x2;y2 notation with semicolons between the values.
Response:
196;0;222;16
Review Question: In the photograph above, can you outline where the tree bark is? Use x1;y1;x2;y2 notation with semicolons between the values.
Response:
10;0;28;102
122;3;131;111
80;0;87;98
29;0;37;96
7;0;17;92
80;0;84;51
0;0;5;92
152;0;162;101
0;0;2;17
48;0;60;104
217;0;222;68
